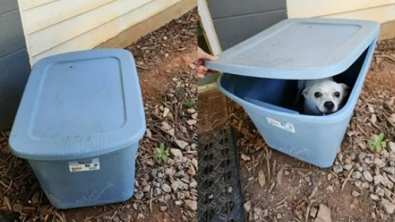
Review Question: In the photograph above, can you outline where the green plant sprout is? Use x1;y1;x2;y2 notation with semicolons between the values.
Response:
184;100;195;108
154;143;169;164
369;133;386;152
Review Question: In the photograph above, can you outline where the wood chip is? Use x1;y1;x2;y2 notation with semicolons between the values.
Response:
258;170;266;187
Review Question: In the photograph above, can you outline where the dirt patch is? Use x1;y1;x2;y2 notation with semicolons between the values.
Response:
226;40;395;222
127;9;197;101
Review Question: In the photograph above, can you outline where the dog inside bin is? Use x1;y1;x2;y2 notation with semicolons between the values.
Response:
220;48;369;116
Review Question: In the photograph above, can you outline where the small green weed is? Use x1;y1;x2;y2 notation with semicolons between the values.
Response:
369;133;386;152
184;100;195;108
154;143;169;164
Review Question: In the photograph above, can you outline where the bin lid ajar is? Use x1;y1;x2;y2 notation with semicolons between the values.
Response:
206;18;380;79
9;49;146;161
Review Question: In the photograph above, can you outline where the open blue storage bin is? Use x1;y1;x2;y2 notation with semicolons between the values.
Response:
8;49;146;209
206;19;380;168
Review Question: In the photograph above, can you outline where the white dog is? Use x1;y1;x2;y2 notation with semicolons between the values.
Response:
301;77;349;115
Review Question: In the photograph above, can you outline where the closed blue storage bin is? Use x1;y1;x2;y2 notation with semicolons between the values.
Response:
206;19;380;168
8;49;146;209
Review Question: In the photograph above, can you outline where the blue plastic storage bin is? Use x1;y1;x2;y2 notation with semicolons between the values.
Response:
8;49;146;209
206;19;380;168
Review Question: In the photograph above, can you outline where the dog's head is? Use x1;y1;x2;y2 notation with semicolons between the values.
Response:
302;81;349;114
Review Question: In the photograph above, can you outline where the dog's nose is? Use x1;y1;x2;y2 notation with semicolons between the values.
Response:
324;101;334;110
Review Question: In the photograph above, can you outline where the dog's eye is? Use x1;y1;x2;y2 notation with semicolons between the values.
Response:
314;92;322;98
334;92;340;98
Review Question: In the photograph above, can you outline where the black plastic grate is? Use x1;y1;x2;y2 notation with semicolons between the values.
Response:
198;126;246;222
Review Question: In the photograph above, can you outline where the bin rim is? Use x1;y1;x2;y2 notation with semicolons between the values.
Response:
8;49;146;161
217;29;376;125
206;18;380;80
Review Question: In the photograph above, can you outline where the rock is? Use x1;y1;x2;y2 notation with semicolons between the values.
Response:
163;107;170;118
188;165;196;176
352;171;362;180
185;200;197;211
143;185;151;193
192;113;198;119
170;148;183;159
284;170;290;176
354;181;362;189
276;213;282;219
165;168;175;177
161;184;172;193
376;186;385;197
363;171;373;182
381;199;395;214
137;213;145;220
154;188;162;196
370;194;380;201
333;165;343;174
352;191;360;197
174;170;185;178
326;186;334;193
12;203;23;213
160;206;167;212
384;167;395;175
343;164;353;171
244;201;251;212
310;207;318;218
175;200;183;206
134;191;144;200
389;142;395;152
359;153;367;162
192;158;198;169
362;182;370;189
161;121;171;131
171;180;181;192
374;175;384;186
374;158;385;168
190;179;197;189
112;216;120;222
31;191;40;204
187;108;196;114
175;140;189;149
186;120;197;126
315;204;332;222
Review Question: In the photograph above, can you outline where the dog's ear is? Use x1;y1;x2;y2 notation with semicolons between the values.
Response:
302;87;310;98
340;83;350;96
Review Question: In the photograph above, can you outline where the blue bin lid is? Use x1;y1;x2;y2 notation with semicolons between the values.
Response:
9;49;146;161
206;18;380;79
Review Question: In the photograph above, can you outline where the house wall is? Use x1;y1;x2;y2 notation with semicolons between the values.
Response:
0;0;30;130
17;0;194;65
207;0;287;51
287;0;395;39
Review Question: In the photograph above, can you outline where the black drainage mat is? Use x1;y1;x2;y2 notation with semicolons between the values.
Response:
197;126;246;222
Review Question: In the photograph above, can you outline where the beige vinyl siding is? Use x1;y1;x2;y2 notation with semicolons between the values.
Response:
18;0;186;65
287;0;395;19
287;0;395;40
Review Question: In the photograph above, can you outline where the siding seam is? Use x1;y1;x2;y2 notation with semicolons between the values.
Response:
0;47;27;60
315;3;395;18
0;8;18;15
32;0;179;59
214;8;286;21
26;0;117;36
21;0;60;12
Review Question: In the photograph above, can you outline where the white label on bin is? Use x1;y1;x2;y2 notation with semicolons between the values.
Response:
267;117;295;133
69;158;100;172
